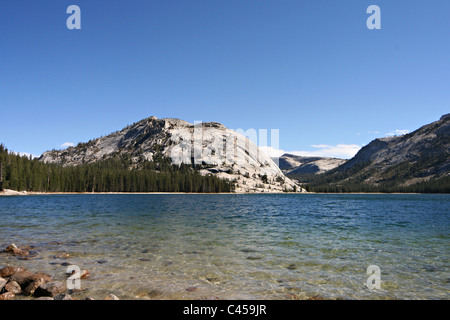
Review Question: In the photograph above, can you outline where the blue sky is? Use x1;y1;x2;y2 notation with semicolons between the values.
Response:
1;1;449;158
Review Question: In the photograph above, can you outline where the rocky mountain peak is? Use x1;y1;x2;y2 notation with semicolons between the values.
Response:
40;117;302;193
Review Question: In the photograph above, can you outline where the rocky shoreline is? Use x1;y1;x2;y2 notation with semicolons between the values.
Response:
0;243;119;301
0;189;297;196
0;241;331;301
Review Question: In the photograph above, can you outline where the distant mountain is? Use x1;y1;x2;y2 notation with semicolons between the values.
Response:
307;114;450;193
40;116;302;193
276;154;347;178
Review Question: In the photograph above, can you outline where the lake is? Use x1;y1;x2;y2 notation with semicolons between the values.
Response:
0;194;448;300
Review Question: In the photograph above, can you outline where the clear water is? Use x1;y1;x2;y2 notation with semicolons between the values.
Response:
0;194;449;300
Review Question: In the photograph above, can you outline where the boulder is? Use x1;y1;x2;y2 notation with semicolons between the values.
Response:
24;278;46;296
0;292;15;300
9;270;35;287
104;294;119;300
10;270;52;289
5;281;22;294
0;277;7;291
5;243;18;252
34;281;66;297
5;243;31;256
0;266;27;278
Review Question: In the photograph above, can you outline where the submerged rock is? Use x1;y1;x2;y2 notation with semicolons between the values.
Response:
53;252;70;259
54;293;73;300
139;258;151;262
186;286;198;292
4;243;33;257
246;256;263;260
286;264;297;270
135;289;163;299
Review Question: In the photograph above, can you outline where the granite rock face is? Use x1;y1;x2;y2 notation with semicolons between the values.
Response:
40;117;303;193
276;154;347;176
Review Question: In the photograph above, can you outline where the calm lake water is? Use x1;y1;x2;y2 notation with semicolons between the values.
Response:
0;194;449;300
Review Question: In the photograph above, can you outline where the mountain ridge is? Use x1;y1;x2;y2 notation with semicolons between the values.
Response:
305;114;450;192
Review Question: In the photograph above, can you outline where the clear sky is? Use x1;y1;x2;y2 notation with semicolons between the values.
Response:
1;0;449;158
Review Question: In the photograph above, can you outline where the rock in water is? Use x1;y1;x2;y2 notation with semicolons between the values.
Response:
186;286;198;292
80;270;91;279
96;259;108;264
53;252;70;259
5;243;18;252
53;293;73;300
4;243;31;257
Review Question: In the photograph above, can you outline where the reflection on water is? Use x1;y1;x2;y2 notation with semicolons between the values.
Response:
0;194;449;300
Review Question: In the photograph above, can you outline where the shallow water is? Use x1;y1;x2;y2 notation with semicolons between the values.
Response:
0;194;449;300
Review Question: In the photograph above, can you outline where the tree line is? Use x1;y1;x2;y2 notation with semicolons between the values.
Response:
0;144;234;193
304;176;450;193
294;160;450;194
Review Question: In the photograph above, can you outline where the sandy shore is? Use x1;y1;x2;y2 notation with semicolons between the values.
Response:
0;189;423;196
0;189;240;196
